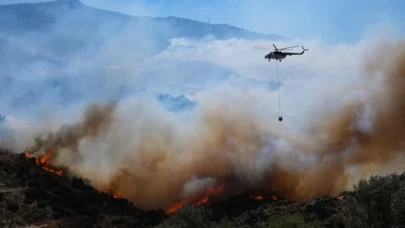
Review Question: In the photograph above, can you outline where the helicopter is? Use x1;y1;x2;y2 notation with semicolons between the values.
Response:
255;44;308;62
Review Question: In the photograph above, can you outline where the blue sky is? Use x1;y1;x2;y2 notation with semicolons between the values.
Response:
2;0;405;43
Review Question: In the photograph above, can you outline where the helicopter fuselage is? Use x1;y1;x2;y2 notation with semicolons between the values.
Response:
262;46;307;62
265;52;286;61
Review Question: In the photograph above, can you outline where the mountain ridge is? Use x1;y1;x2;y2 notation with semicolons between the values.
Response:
0;0;287;41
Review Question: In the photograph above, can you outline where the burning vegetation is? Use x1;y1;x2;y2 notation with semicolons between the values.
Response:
23;149;125;200
165;184;277;214
166;186;278;215
166;184;226;214
0;149;168;228
3;149;405;228
24;150;63;176
23;149;279;215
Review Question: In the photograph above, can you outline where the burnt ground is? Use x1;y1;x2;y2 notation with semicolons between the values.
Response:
0;149;348;228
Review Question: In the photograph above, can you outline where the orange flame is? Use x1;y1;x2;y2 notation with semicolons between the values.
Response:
113;192;121;198
166;199;188;214
25;151;123;201
95;187;122;199
255;195;263;200
25;151;63;176
166;184;225;214
195;196;209;206
249;195;263;200
166;189;279;215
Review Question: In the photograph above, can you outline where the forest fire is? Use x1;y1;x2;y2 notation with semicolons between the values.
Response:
23;149;279;215
166;184;225;215
97;188;122;199
24;150;123;199
24;151;63;176
166;183;278;215
254;196;263;200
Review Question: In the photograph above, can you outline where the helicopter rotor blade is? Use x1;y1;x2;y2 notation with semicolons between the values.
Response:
278;45;299;50
253;45;297;51
253;47;271;50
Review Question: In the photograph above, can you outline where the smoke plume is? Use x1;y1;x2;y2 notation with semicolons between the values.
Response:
10;39;405;210
27;102;116;155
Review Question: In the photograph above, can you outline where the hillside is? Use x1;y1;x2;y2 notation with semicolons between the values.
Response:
1;149;405;228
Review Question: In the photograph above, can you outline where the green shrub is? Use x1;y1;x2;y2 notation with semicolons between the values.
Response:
254;215;322;228
343;172;405;228
391;181;405;226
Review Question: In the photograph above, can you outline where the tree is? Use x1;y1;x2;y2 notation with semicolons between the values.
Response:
343;173;403;228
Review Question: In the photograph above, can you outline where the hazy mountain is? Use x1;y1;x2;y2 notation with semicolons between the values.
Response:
0;0;281;114
0;0;285;41
0;0;286;67
0;0;285;59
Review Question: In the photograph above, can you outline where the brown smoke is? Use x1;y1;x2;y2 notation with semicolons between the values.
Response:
21;39;405;210
26;102;116;159
299;39;405;196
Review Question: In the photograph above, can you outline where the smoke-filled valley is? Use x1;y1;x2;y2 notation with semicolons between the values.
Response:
1;1;405;227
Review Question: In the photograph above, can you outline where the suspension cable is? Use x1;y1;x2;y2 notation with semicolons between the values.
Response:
277;61;280;112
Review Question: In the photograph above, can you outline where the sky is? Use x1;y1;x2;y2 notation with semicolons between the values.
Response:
1;0;404;44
